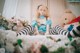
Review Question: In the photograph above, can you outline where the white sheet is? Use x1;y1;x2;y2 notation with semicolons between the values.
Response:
17;35;70;52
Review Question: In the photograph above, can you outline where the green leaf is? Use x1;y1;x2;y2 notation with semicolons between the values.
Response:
68;36;73;41
51;47;65;53
17;39;23;48
40;45;49;53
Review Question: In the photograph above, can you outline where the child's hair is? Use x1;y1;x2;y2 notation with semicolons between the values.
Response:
37;5;48;10
36;5;49;20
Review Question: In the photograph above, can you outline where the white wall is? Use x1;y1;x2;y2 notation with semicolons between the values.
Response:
48;0;66;18
66;2;80;17
31;0;48;20
48;0;66;26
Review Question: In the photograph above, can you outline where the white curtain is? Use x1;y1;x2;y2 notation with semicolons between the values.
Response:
2;0;18;19
15;0;31;24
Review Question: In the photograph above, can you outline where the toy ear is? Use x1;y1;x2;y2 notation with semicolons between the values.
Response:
17;39;23;48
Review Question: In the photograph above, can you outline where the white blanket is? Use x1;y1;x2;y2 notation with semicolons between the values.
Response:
17;35;70;52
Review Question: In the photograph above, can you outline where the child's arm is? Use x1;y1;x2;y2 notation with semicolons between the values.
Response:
32;20;40;35
35;26;40;35
45;25;49;35
45;19;52;35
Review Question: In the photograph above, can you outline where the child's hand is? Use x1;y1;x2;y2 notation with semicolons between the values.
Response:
45;25;49;35
34;31;40;35
34;26;40;35
45;32;49;35
36;32;40;35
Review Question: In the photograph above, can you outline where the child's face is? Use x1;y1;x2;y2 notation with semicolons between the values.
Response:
38;6;48;16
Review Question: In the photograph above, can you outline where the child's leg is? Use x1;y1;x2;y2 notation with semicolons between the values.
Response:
54;25;69;36
68;25;80;37
54;25;80;37
49;27;58;35
17;25;34;36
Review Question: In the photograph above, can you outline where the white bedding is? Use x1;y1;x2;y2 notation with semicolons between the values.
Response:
17;35;71;52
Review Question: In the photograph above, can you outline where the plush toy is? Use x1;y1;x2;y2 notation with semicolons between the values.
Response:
0;29;18;53
0;29;7;48
0;48;5;53
61;9;76;26
60;10;80;41
61;9;80;32
66;16;80;31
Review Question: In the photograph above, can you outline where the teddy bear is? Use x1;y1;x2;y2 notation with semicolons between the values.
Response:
0;29;19;53
52;9;80;41
63;16;80;32
61;9;80;31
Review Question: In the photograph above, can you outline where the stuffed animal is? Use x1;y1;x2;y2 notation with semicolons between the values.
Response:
61;9;80;31
66;16;80;31
61;9;76;27
0;48;5;53
64;16;80;31
0;29;18;53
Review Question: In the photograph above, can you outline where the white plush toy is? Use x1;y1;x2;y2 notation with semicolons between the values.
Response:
0;29;18;53
4;30;17;53
0;48;5;53
0;29;7;48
